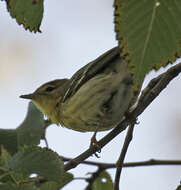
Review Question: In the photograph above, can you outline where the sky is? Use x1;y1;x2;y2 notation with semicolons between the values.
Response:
0;0;181;189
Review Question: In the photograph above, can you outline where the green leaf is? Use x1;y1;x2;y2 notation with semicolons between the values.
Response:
114;0;181;88
0;146;12;166
0;129;18;155
17;102;48;148
176;183;181;190
59;172;73;189
0;148;32;184
0;183;37;190
92;171;113;190
39;181;60;190
5;146;64;183
5;0;44;32
38;172;73;190
0;147;13;183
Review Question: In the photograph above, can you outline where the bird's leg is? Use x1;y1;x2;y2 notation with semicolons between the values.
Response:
90;130;99;146
90;128;101;158
89;114;104;157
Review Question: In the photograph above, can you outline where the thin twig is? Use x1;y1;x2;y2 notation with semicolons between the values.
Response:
64;62;181;171
114;123;135;190
73;177;88;180
62;156;181;169
19;177;47;185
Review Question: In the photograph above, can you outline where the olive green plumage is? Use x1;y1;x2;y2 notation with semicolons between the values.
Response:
20;47;135;132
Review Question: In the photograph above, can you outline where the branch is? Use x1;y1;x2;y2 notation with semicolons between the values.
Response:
64;62;181;171
114;123;135;190
122;159;181;167
62;156;181;168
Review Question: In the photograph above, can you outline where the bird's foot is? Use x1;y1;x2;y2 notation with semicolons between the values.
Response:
90;133;101;158
125;111;139;125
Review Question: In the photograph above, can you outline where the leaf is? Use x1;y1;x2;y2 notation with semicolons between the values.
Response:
92;171;113;190
17;102;48;148
39;172;73;190
59;172;73;189
0;146;12;166
0;129;18;155
39;181;60;190
0;183;37;190
114;0;181;88
5;146;64;183
0;146;29;184
5;0;44;32
0;102;49;154
0;147;13;183
176;183;181;190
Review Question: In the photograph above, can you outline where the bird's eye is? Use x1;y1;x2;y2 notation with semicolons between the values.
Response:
45;86;55;92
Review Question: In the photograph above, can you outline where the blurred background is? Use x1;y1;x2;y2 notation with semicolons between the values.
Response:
0;0;181;189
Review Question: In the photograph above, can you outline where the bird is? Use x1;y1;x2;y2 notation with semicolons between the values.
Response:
20;46;135;141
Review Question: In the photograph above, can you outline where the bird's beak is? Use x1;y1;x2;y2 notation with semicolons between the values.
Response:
20;93;35;100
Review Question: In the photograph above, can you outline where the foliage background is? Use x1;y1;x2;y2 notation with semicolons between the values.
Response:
0;0;181;189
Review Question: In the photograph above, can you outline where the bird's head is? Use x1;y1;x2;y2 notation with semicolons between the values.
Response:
20;79;69;117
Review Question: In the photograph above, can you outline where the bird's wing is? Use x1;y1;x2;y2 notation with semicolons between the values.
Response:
62;46;121;102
